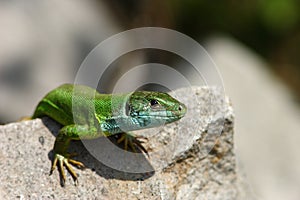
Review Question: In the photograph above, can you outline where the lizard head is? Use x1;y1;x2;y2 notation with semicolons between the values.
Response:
125;91;187;129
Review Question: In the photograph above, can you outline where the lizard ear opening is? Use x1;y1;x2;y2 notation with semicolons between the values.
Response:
125;102;131;116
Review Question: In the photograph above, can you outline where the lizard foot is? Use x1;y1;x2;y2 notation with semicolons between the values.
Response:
50;153;85;186
18;116;32;121
116;132;149;156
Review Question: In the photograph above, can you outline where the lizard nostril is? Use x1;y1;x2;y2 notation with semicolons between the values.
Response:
178;105;182;111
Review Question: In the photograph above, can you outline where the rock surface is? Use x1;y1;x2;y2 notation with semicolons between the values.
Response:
206;36;300;200
0;87;240;199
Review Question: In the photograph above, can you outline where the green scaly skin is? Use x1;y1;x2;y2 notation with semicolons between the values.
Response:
32;84;187;186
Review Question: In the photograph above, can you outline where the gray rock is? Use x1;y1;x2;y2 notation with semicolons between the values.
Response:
206;36;300;200
0;87;242;199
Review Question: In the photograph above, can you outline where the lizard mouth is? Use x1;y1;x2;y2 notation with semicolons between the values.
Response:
142;103;187;120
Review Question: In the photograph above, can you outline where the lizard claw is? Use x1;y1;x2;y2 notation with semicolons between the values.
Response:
116;133;149;157
50;153;85;186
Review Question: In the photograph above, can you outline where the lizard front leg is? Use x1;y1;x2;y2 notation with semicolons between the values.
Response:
116;132;148;156
50;124;98;186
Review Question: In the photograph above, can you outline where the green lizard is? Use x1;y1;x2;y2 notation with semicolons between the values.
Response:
32;84;186;185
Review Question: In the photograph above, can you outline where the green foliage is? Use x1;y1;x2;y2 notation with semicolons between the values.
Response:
259;0;299;32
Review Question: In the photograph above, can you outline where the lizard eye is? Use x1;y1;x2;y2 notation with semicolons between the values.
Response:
150;99;159;106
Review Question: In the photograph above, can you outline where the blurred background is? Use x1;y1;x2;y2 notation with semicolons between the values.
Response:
0;0;299;199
